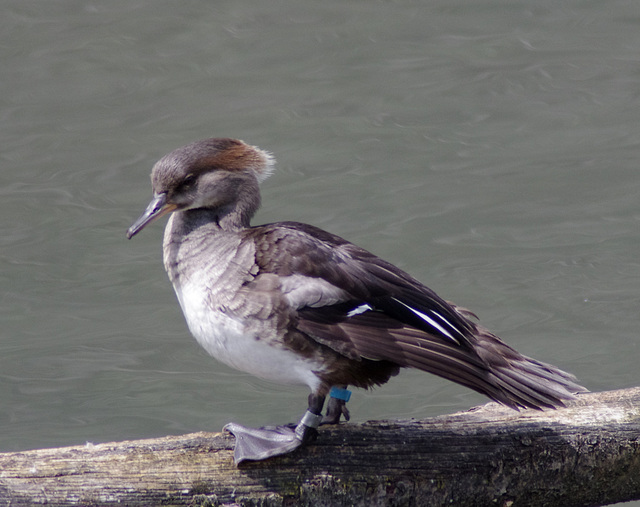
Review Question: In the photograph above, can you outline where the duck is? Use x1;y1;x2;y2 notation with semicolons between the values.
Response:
127;137;586;465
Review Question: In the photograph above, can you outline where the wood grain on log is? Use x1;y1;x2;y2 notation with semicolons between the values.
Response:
1;387;639;506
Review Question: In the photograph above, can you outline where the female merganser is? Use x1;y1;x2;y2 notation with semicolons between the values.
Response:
127;138;585;464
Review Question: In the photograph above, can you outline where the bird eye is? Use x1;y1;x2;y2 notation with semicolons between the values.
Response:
182;173;196;188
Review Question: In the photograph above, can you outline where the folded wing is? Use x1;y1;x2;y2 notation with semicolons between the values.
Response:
247;221;586;409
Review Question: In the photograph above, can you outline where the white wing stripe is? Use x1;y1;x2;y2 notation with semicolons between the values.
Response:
347;303;373;317
391;298;460;344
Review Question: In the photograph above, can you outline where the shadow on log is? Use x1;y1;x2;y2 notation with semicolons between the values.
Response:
1;387;639;507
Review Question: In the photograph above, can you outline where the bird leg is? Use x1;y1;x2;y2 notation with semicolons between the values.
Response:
322;385;351;425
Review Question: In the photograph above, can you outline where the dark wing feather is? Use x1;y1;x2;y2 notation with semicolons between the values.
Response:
298;304;585;409
246;221;586;409
249;222;474;341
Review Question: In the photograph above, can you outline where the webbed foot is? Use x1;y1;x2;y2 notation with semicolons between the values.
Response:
223;423;303;464
322;396;350;425
224;410;322;465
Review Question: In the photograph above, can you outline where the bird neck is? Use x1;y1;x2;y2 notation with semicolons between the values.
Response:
177;187;261;234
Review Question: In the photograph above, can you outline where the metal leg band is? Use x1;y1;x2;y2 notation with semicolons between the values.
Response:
294;410;323;441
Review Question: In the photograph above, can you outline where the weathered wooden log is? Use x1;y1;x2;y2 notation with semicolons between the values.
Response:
0;387;638;507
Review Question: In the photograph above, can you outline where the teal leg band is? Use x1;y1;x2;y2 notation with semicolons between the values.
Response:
329;386;352;402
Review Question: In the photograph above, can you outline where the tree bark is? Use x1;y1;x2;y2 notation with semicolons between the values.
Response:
1;387;639;507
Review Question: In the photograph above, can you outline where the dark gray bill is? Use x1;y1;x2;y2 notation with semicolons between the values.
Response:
126;193;176;239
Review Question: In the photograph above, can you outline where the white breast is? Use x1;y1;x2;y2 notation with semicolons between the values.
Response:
174;280;323;391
